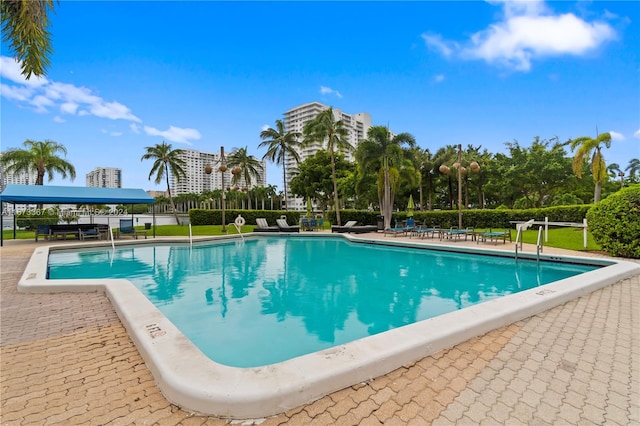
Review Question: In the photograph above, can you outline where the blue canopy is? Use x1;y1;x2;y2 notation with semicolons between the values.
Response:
0;184;154;205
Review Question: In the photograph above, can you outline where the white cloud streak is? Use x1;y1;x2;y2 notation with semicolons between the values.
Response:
143;125;201;145
320;85;343;98
0;56;141;122
634;129;640;139
423;1;617;72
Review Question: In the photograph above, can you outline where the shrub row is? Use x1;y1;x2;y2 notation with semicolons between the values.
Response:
188;209;301;226
329;205;592;229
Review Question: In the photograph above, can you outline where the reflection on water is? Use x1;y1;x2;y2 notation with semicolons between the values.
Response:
48;237;597;367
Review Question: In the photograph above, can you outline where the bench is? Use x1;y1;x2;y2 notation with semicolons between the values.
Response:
36;224;110;241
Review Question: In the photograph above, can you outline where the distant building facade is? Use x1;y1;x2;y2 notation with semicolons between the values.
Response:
170;148;267;196
0;153;38;192
85;167;122;188
282;101;372;210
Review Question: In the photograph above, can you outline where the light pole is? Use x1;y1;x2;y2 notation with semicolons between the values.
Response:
439;144;480;229
205;146;227;232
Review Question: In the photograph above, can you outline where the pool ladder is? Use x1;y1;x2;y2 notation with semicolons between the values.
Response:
514;224;543;264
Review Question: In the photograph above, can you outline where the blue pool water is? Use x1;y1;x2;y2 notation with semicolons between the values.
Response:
48;237;598;367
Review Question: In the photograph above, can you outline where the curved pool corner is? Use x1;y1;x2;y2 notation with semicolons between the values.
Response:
17;236;640;419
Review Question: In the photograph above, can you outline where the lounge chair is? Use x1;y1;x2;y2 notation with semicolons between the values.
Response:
331;220;358;233
441;227;473;241
385;218;415;237
477;229;512;244
276;218;300;232
254;218;279;233
412;224;440;239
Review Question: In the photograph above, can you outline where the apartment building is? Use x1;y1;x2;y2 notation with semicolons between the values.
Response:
282;102;372;210
0;153;39;192
85;167;122;188
170;148;267;196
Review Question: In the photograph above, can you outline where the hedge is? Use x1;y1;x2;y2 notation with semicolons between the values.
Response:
586;185;640;258
328;205;592;229
189;209;301;227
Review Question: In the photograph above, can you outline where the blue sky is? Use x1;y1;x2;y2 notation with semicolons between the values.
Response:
1;0;639;192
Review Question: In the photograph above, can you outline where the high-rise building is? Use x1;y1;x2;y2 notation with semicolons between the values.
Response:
282;102;372;210
85;167;122;188
0;153;38;192
170;148;267;195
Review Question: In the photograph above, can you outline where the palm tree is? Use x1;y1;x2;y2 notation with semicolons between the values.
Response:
1;0;56;79
303;107;353;225
226;146;264;210
259;120;302;211
607;163;625;188
626;158;640;184
141;141;186;225
356;126;415;230
568;132;612;203
0;139;76;185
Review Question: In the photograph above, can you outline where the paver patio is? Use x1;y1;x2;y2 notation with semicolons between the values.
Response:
1;236;638;425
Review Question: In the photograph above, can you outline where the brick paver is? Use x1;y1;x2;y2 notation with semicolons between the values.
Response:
1;238;638;425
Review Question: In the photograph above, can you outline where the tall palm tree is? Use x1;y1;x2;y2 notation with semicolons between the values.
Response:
303;107;353;225
226;146;264;210
356;126;415;229
1;0;56;79
0;139;76;185
626;158;640;184
141;141;186;225
568;132;612;203
259;120;302;211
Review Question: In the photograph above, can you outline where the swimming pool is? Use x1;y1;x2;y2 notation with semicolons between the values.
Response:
48;237;598;368
19;234;640;418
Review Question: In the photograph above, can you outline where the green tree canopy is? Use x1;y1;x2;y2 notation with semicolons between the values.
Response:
1;0;57;79
0;139;75;185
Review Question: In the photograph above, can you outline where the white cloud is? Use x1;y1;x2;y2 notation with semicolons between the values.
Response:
143;125;201;145
0;82;32;101
261;124;270;131
434;74;445;83
320;85;343;98
609;130;625;141
89;100;140;121
0;55;141;122
53;116;66;123
0;56;48;88
634;129;640;139
101;129;123;137
60;102;79;115
422;34;456;57
130;123;141;134
424;1;617;72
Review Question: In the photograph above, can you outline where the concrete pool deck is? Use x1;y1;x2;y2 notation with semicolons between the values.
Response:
1;234;638;424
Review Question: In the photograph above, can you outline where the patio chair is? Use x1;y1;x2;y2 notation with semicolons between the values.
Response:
79;227;101;240
119;218;146;239
254;218;279;233
276;218;300;232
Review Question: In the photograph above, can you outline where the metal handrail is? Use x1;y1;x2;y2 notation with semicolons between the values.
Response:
536;225;543;263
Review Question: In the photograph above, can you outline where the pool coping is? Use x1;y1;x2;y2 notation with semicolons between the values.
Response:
17;234;640;419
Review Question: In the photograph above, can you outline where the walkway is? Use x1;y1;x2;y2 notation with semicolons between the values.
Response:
1;236;638;425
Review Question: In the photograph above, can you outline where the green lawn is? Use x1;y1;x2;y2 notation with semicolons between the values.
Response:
3;224;602;252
